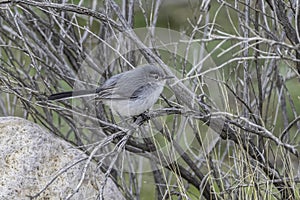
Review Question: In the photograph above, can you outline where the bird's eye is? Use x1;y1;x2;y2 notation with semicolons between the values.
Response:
150;73;159;80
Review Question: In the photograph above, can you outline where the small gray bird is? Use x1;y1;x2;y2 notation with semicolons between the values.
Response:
48;64;173;116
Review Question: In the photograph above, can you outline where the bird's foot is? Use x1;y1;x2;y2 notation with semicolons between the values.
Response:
133;112;150;125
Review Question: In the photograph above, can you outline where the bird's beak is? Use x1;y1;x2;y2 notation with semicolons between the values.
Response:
162;75;175;80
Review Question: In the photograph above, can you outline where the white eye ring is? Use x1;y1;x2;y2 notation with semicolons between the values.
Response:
150;73;159;80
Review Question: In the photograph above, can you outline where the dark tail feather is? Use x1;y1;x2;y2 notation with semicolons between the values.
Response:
48;89;96;100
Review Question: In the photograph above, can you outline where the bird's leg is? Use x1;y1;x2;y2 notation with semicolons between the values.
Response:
140;112;150;121
133;112;150;125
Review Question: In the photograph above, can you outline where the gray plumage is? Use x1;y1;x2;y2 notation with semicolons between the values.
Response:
48;64;172;116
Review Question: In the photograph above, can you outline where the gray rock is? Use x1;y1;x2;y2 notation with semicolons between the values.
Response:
0;117;125;200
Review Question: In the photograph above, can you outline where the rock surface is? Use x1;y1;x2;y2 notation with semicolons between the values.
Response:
0;117;124;200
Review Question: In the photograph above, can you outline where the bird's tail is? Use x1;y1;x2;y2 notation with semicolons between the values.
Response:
48;89;96;100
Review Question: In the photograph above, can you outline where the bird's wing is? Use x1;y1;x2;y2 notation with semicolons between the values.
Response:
95;72;151;101
129;84;150;100
94;73;130;100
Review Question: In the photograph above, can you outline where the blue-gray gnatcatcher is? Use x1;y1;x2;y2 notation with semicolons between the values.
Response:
48;64;173;116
